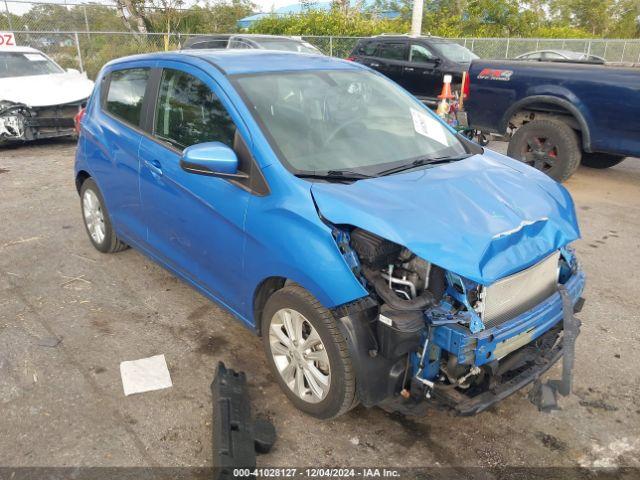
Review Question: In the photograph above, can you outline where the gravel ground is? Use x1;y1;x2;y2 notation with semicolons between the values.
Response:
0;139;639;472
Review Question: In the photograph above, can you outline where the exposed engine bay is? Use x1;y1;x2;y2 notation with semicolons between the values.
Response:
333;226;585;415
0;100;80;145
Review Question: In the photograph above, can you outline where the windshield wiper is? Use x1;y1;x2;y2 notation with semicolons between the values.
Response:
295;169;374;182
376;153;473;177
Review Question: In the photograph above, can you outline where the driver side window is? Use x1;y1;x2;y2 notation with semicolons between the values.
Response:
410;44;435;63
154;69;236;150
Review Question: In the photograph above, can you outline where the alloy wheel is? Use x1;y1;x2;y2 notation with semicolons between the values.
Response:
82;189;105;244
269;308;331;403
521;136;558;172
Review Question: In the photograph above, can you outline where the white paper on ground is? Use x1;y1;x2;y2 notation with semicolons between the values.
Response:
120;354;173;396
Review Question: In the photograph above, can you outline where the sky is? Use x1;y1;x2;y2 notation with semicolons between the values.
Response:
3;0;304;15
253;0;297;11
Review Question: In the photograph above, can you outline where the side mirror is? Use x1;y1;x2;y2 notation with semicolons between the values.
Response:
180;142;248;179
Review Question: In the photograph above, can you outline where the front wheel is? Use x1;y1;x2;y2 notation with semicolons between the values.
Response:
581;152;626;169
507;119;581;182
261;285;358;419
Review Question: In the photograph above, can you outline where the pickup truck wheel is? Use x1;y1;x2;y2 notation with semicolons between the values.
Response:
581;152;626;169
261;285;358;419
507;119;581;182
80;178;128;253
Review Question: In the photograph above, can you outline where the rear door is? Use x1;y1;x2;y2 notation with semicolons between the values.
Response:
368;41;409;89
83;66;151;243
138;63;257;312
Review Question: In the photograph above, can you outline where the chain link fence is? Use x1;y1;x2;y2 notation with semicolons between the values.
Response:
8;32;640;79
3;2;640;78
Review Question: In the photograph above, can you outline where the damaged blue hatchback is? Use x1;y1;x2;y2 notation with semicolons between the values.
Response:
75;50;585;419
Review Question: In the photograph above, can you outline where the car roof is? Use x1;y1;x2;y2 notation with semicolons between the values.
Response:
108;49;362;76
366;35;450;43
0;45;41;54
232;34;302;41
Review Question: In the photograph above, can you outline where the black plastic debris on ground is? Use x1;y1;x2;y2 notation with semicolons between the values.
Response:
211;362;276;480
529;285;581;412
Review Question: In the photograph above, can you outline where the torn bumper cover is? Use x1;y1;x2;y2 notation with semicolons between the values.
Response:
0;100;80;144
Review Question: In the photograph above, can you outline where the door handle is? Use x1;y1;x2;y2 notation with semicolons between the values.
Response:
370;62;380;67
144;159;163;176
404;67;414;72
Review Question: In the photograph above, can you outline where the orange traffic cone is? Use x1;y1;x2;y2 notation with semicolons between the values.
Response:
436;74;454;118
438;74;455;100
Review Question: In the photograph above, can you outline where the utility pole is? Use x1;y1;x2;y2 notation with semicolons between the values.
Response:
4;0;13;31
411;0;424;37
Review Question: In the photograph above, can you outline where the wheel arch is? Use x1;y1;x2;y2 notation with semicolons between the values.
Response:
253;276;288;336
500;95;592;152
75;170;91;194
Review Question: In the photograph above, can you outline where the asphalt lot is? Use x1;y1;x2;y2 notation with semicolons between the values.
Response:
1;139;639;471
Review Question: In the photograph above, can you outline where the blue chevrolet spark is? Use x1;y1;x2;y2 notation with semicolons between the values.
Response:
75;50;585;418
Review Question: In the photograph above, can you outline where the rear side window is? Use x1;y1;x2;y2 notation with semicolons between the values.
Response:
192;40;228;49
356;41;377;56
376;43;407;61
105;68;149;126
154;69;236;150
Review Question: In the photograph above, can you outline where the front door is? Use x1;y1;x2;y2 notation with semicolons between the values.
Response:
403;43;441;99
138;64;251;313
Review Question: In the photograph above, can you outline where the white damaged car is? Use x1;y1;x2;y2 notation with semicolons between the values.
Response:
0;45;94;145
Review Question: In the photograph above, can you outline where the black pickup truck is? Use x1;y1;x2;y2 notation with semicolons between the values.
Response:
465;59;640;181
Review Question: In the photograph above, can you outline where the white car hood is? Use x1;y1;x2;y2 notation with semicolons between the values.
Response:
0;71;94;107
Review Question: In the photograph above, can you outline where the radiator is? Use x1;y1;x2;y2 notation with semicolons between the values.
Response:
481;251;560;329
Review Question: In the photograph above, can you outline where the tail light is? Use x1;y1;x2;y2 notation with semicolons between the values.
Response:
462;71;470;99
74;107;86;134
345;56;355;62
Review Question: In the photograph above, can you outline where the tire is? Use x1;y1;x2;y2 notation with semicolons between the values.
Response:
477;131;490;146
261;284;358;419
507;119;581;182
80;178;128;253
581;152;626;169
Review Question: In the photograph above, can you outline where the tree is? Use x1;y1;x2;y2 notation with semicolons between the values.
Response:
550;0;614;35
112;0;150;33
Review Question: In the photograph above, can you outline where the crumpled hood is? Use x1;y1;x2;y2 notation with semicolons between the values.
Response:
311;150;580;285
0;71;94;107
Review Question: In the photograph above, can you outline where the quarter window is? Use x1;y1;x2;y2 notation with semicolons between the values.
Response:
154;69;236;150
105;68;149;126
376;43;407;61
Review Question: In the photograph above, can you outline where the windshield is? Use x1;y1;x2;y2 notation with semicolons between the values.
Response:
257;39;321;54
0;52;64;79
432;43;478;63
234;69;467;176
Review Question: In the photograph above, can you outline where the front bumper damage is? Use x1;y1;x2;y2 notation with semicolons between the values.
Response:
334;267;585;416
433;282;583;415
0;100;81;144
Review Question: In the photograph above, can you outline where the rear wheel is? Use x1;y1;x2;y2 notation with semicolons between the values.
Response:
507;119;581;182
581;152;626;169
261;285;358;419
80;178;128;253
